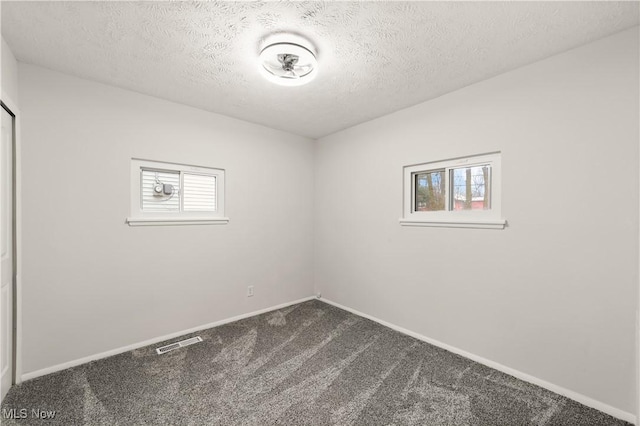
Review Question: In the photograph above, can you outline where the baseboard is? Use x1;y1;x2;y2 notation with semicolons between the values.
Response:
319;297;637;425
22;296;316;382
636;309;640;425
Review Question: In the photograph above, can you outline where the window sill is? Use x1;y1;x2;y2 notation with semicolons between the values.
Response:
399;218;506;229
126;217;230;226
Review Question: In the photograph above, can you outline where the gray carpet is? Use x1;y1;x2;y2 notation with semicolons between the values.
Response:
1;300;631;425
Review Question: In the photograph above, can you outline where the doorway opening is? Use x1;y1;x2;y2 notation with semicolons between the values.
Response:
1;100;17;401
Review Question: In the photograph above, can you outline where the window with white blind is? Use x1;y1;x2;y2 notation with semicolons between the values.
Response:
127;159;227;226
400;152;505;229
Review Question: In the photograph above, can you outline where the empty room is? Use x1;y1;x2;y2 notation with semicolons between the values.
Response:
0;1;639;425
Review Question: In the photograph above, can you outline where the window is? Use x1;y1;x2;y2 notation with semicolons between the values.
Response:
127;159;228;226
400;152;505;229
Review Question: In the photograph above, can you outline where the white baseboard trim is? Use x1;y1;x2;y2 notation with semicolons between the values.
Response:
636;309;640;425
22;296;316;382
319;297;636;425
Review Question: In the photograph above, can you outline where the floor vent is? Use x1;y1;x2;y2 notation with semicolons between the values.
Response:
156;336;203;355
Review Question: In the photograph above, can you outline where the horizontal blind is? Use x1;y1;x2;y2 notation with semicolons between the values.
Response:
141;169;180;212
183;173;216;212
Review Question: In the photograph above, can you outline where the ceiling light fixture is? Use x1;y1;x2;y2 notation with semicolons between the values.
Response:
259;35;318;87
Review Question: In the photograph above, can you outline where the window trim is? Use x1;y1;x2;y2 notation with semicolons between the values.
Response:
126;158;228;226
400;152;506;229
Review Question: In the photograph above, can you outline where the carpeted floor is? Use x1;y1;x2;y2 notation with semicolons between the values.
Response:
1;300;631;425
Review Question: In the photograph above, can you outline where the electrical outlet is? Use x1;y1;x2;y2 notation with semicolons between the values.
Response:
247;286;254;297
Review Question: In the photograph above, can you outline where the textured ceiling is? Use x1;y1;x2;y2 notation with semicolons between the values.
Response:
2;1;639;139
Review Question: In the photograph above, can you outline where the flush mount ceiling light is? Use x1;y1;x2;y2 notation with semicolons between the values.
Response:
259;35;318;87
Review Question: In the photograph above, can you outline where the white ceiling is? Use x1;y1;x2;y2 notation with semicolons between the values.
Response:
2;1;638;139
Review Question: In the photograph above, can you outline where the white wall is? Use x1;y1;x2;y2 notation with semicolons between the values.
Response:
315;27;639;415
1;37;18;103
18;63;314;374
